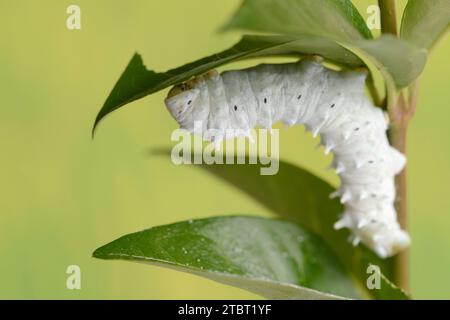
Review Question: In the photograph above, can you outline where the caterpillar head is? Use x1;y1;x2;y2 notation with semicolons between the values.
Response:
165;81;201;126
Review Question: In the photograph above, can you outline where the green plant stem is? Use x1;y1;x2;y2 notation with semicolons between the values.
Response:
379;0;398;35
389;93;414;294
379;0;416;293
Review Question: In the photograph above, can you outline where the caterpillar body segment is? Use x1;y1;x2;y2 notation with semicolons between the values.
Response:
165;59;410;258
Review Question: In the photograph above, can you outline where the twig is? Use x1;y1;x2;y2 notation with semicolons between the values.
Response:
379;0;415;293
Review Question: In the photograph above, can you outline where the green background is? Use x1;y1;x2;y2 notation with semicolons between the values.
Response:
0;0;449;299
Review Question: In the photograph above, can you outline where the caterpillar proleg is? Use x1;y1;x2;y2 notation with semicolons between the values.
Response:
164;59;410;258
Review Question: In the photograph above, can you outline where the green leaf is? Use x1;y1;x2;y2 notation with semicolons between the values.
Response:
93;216;361;299
92;35;364;135
150;150;409;299
354;35;427;88
223;0;427;91
401;0;450;50
378;271;411;300
222;0;373;40
190;156;409;300
344;35;427;108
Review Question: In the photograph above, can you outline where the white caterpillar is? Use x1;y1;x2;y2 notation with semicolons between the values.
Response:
164;59;410;258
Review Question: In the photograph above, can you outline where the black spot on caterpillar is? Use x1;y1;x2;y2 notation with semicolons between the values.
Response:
165;60;410;258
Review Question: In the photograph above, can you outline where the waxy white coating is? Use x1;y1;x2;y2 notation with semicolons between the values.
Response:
165;60;410;258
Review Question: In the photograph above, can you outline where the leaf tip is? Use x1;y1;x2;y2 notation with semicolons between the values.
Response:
92;245;110;260
90;52;144;139
91;117;100;140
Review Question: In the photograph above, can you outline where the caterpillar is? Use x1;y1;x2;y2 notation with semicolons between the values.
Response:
164;59;410;258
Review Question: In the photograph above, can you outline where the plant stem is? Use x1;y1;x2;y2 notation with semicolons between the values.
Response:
389;94;413;293
378;0;398;35
379;0;416;293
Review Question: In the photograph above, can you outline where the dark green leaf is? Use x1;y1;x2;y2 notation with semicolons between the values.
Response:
345;35;427;108
223;0;427;91
191;156;409;300
222;0;373;40
378;272;411;300
92;35;363;135
93;216;361;299
150;150;409;300
401;0;450;50
355;35;427;88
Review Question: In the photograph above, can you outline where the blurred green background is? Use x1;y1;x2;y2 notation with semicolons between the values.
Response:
0;0;449;299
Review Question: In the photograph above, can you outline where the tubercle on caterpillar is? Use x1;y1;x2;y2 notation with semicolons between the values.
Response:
164;58;410;258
